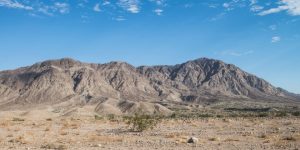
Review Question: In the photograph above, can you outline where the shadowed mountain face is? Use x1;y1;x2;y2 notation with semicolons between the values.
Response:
0;58;299;113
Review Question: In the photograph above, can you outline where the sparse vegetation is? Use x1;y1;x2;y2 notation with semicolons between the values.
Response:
107;114;117;121
292;111;300;116
41;143;67;150
46;118;52;121
94;115;103;120
123;113;162;132
12;118;25;122
282;135;296;141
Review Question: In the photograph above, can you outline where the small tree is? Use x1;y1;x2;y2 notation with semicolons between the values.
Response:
123;113;161;132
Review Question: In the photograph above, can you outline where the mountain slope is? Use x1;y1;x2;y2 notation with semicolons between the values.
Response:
0;58;298;114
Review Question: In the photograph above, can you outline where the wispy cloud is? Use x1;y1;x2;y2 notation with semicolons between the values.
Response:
53;2;69;14
93;3;101;12
222;0;247;11
118;0;140;13
259;0;300;16
250;5;264;12
0;0;33;10
154;8;163;15
103;1;110;6
1;0;300;19
217;50;254;57
113;16;126;21
36;2;70;16
210;12;226;21
271;36;281;43
250;0;258;6
269;25;277;30
150;0;166;6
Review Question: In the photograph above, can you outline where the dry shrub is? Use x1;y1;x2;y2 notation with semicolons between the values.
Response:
7;134;13;137
282;135;296;141
8;136;27;144
94;115;103;120
46;118;52;121
224;138;239;142
292;111;300;116
165;132;188;139
0;121;9;127
258;133;267;139
41;143;67;150
123;113;162;132
12;118;25;122
208;137;220;141
88;134;123;143
70;123;79;129
60;131;68;136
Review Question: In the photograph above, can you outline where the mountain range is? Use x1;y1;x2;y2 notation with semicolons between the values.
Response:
0;58;299;115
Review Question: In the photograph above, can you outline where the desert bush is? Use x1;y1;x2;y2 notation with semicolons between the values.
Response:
12;118;25;122
282;135;296;141
41;143;67;150
274;111;288;117
46;118;52;121
169;113;177;119
291;111;300;116
107;114;117;121
197;113;213;118
257;112;269;117
94;115;103;120
123;113;162;132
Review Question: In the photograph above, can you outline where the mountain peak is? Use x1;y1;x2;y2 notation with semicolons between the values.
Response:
36;58;82;69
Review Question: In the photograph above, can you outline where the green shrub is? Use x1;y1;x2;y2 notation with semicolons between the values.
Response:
257;112;269;117
123;113;161;132
292;111;300;116
94;115;103;120
274;111;288;117
107;114;115;120
12;118;25;121
169;113;177;119
197;113;213;118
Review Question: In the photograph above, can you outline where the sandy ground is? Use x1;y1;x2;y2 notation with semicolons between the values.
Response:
0;110;299;150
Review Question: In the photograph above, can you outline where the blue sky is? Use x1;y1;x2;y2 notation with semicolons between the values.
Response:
0;0;300;93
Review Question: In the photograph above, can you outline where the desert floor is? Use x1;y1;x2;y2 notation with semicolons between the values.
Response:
0;111;299;150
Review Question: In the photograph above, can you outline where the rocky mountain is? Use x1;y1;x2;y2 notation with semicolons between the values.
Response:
0;58;299;115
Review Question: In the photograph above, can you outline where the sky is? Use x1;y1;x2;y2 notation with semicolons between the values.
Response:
0;0;300;93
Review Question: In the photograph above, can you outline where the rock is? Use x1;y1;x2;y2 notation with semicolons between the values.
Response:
187;137;199;143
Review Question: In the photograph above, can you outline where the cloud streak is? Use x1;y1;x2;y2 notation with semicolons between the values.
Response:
1;0;300;19
0;0;33;10
271;36;281;43
258;0;300;16
118;0;140;13
218;50;254;57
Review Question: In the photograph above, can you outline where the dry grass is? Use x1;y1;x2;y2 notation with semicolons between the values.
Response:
8;135;28;144
282;135;297;141
60;131;68;136
224;138;240;142
12;117;25;122
87;134;123;143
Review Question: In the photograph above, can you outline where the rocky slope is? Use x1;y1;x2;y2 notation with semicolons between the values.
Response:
0;58;299;114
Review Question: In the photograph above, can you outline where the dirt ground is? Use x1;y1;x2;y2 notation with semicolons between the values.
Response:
0;111;299;150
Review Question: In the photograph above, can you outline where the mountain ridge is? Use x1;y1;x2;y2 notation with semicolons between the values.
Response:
0;57;299;114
